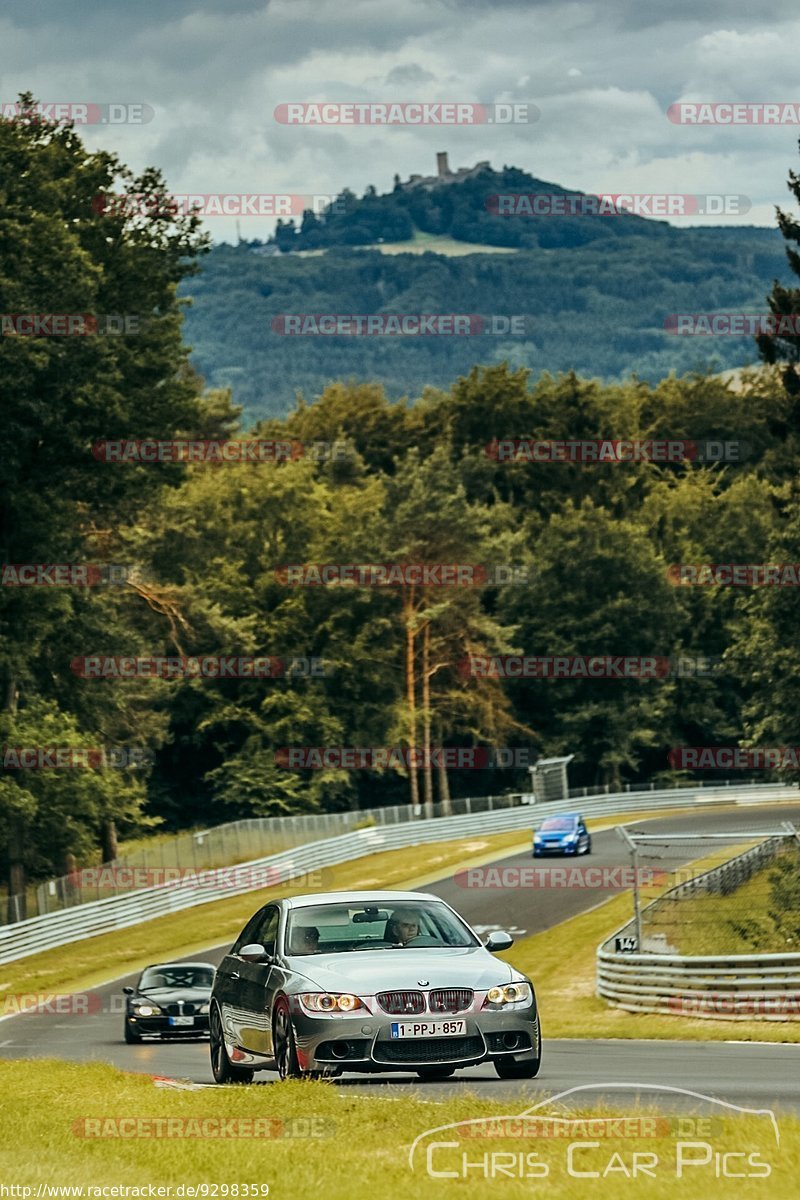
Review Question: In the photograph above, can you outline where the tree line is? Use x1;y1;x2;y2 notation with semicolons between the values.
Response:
3;98;800;903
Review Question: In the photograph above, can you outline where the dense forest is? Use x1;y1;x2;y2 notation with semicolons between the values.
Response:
182;228;785;420
4;101;800;896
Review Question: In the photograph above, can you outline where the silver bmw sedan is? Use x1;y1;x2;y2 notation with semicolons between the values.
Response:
209;889;541;1083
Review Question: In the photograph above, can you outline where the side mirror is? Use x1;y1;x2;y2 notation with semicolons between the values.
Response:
122;986;134;995
240;942;269;963
485;931;514;952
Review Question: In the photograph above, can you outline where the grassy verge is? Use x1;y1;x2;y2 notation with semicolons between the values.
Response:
1;1059;797;1198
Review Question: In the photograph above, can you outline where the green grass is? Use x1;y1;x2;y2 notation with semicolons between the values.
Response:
1;1059;797;1199
294;230;517;257
356;230;518;256
296;229;518;255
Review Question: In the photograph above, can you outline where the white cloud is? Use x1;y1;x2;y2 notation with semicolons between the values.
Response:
1;0;797;239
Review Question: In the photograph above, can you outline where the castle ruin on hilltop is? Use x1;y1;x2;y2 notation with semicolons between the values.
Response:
398;152;492;191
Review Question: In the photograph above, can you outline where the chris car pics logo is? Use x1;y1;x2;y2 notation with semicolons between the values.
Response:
409;1084;779;1180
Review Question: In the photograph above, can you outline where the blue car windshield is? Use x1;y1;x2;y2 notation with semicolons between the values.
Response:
285;901;479;954
539;817;576;832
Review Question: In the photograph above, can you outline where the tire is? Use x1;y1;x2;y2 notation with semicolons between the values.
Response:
416;1065;456;1081
124;1020;142;1044
209;1003;254;1084
494;1022;542;1079
273;998;302;1080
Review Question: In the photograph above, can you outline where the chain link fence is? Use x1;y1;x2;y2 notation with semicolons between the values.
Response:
616;830;800;955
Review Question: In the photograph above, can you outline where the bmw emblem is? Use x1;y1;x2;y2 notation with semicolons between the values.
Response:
418;980;429;986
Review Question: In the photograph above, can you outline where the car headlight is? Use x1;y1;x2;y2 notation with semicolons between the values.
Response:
132;1003;161;1016
299;992;366;1013
198;1002;210;1014
483;982;533;1007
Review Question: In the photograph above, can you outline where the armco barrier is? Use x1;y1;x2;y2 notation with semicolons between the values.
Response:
1;783;795;966
597;836;800;1020
22;777;782;921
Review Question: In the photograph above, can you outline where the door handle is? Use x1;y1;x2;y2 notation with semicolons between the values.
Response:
231;971;240;980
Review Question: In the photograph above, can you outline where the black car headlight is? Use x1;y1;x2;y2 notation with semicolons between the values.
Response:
483;982;533;1008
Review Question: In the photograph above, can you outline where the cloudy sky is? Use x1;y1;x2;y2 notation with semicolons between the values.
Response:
3;0;800;240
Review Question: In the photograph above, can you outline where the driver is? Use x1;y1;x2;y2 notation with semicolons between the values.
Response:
386;907;422;945
291;925;320;954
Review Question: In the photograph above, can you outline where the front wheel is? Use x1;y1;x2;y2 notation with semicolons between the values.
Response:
416;1065;456;1081
273;998;302;1080
494;1023;542;1079
209;1004;253;1084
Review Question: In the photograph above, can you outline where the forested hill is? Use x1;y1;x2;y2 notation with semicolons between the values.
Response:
265;164;671;252
179;164;786;421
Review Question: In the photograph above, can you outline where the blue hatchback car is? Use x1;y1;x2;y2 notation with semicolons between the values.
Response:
532;813;591;857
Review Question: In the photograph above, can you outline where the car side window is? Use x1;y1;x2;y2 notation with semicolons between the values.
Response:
252;906;280;956
233;911;266;954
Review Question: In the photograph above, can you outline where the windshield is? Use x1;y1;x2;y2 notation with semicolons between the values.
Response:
285;901;479;954
539;817;576;832
139;966;215;990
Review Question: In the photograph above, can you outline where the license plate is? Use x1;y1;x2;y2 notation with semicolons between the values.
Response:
390;1020;466;1038
168;1016;195;1027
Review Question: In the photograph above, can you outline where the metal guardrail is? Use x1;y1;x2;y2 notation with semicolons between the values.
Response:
597;836;800;1020
15;777;791;923
1;782;793;967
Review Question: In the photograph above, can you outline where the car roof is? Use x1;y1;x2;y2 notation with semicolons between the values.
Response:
284;890;437;909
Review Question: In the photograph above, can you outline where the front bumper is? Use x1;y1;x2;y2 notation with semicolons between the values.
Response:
126;1013;209;1037
299;1006;539;1072
533;841;577;856
230;1003;539;1073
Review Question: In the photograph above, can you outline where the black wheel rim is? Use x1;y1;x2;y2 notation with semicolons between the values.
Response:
274;1006;290;1079
210;1007;226;1079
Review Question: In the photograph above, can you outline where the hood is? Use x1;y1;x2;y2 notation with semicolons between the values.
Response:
134;987;211;1004
288;945;517;992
